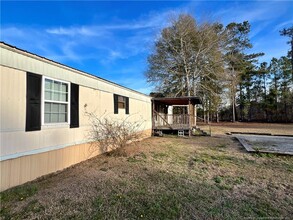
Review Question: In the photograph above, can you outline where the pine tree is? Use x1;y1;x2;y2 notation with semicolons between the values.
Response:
280;26;293;81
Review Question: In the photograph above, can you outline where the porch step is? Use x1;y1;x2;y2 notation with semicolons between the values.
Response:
192;127;209;136
154;130;163;137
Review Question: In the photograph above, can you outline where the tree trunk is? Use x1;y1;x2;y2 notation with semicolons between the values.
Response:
216;107;220;123
207;110;210;123
181;75;185;96
239;83;243;121
232;94;236;122
186;74;191;96
263;73;268;122
203;100;206;123
291;39;293;81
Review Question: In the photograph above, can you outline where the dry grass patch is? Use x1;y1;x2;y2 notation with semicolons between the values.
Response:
1;136;293;219
210;122;293;136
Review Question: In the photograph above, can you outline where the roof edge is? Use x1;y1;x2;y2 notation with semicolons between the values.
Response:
152;96;202;104
0;41;151;98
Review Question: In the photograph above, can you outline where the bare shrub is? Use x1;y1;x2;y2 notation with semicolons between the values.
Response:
85;108;146;156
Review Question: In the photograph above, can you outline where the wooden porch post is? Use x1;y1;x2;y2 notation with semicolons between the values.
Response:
194;104;197;127
188;99;192;137
192;104;195;126
167;105;173;125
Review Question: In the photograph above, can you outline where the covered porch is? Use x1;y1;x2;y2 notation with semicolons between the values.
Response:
152;97;202;136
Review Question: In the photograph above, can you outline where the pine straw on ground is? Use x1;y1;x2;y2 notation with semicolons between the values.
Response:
1;127;293;219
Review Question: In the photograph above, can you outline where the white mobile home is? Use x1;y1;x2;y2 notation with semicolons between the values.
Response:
0;42;152;191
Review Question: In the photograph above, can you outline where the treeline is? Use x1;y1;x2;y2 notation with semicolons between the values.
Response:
221;56;293;122
146;13;293;123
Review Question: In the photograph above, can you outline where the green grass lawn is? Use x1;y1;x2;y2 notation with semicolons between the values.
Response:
1;136;293;219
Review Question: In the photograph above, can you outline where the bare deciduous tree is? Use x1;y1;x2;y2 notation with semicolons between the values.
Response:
146;14;227;98
146;14;227;122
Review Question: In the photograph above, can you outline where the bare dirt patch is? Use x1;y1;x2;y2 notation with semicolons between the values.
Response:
1;126;293;219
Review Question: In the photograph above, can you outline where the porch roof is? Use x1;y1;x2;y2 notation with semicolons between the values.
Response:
152;96;202;105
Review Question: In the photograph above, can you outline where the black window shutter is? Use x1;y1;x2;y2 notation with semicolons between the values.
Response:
26;72;42;132
70;83;79;128
114;94;118;114
125;97;129;114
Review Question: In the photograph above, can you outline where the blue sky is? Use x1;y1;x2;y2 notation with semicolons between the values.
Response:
1;1;293;94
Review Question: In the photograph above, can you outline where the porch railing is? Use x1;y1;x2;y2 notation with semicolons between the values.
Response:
153;113;192;129
152;112;211;135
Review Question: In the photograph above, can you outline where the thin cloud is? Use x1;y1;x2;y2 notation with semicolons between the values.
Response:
46;9;173;37
1;27;25;39
249;21;271;39
273;20;293;32
41;9;178;64
213;1;288;24
46;26;104;36
2;1;292;92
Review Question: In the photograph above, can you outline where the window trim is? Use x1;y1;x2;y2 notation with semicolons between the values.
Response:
114;94;129;114
41;76;71;126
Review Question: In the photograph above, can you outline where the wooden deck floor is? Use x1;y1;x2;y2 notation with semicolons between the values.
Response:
154;125;190;130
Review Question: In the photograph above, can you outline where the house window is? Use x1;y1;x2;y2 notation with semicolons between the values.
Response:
43;78;70;124
118;96;126;109
114;94;129;114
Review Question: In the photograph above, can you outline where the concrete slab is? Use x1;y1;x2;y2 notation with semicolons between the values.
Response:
233;134;293;155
